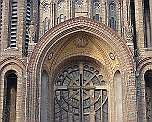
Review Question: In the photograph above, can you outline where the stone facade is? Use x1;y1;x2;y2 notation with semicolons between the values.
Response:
0;0;152;122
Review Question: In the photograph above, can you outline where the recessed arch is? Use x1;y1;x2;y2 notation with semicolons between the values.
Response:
27;17;134;121
3;70;17;122
52;56;109;81
28;17;133;74
0;58;25;122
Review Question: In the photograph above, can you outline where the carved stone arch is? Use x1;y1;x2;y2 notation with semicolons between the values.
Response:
45;31;113;79
108;1;117;31
28;17;133;73
0;57;25;72
27;17;134;121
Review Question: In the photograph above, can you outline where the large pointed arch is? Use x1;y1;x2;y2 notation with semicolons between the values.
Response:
27;17;135;121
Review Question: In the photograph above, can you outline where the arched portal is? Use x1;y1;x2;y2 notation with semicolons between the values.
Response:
53;58;108;122
28;17;135;122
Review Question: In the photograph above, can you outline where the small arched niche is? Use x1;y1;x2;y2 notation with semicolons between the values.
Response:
145;70;152;121
41;70;49;122
114;70;123;122
3;70;17;122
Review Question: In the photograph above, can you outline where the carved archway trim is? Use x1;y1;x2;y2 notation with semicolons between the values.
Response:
28;17;133;73
27;17;135;121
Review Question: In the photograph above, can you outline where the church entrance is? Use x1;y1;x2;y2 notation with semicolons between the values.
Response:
54;62;108;122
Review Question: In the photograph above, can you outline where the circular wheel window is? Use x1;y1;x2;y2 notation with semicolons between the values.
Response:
54;62;108;122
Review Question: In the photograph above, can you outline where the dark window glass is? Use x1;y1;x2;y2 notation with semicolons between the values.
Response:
3;72;17;122
54;63;108;122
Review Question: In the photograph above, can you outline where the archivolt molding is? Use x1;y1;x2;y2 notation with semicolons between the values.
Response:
49;34;111;71
28;17;133;74
138;57;152;75
0;57;25;94
27;17;134;121
0;57;25;72
42;31;121;84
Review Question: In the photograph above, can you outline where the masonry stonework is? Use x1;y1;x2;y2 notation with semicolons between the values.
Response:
0;0;152;122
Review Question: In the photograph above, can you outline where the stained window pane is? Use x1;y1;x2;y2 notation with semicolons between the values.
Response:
54;63;108;122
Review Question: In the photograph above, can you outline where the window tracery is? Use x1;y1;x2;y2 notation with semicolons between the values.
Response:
54;63;108;122
74;0;84;14
94;1;100;9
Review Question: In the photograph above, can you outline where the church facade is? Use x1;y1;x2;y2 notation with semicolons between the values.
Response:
0;0;152;122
